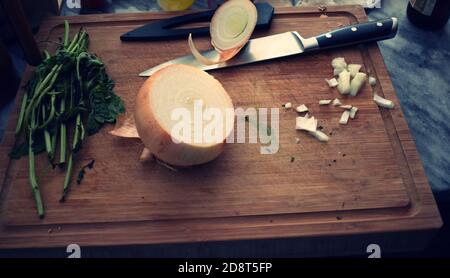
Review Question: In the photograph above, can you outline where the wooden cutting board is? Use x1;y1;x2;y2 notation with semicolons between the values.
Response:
0;5;441;249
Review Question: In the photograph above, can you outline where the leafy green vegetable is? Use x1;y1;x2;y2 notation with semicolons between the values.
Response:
11;21;125;217
76;159;95;185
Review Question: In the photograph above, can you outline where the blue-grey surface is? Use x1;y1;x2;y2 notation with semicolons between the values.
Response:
368;1;450;197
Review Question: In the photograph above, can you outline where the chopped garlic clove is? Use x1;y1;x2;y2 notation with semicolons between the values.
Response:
347;64;362;78
319;99;332;105
339;110;350;125
309;130;329;142
337;70;351;95
296;104;309;113
373;94;395;109
295;137;300;144
332;98;342;106
332;57;347;68
339;105;353;110
331;57;347;76
325;78;339;88
283;102;292;109
349;106;359;119
296;116;318;132
350;72;367;96
369;76;377;86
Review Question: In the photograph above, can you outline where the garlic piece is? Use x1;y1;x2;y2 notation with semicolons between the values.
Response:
295;137;300;144
339;105;353;110
349;106;359;119
325;78;339;88
296;104;309;113
337;70;351;95
139;148;153;162
331;57;347;76
347;64;362;78
332;98;342;106
283;102;292;109
373;93;395;109
309;130;329;142
369;76;377;86
350;72;367;96
296;116;318;132
339;110;350;125
319;99;332;105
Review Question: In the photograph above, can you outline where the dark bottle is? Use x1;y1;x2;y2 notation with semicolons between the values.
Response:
407;0;450;29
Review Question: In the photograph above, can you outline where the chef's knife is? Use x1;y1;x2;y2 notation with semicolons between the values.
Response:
140;17;398;77
121;2;274;41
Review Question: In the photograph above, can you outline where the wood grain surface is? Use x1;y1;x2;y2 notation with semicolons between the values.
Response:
0;5;442;249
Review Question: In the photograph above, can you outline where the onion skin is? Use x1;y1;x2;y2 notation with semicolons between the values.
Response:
134;65;232;167
188;33;242;66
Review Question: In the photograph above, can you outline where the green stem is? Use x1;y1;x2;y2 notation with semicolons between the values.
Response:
34;65;58;96
60;153;73;202
21;65;62;133
28;120;44;218
63;20;70;48
72;114;81;149
60;114;81;202
44;130;53;161
43;49;51;60
37;94;56;130
67;32;79;53
15;92;28;135
59;98;66;165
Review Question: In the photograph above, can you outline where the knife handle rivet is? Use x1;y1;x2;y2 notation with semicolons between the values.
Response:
325;33;332;38
377;22;383;27
351;27;357;32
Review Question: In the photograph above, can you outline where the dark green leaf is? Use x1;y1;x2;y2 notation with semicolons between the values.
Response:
9;142;29;159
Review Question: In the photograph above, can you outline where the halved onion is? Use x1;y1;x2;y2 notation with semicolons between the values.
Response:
188;0;257;65
134;64;234;167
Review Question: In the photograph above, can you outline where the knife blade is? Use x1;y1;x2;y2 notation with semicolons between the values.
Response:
139;17;398;77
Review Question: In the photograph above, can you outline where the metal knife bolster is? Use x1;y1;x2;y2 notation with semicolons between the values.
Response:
139;17;398;77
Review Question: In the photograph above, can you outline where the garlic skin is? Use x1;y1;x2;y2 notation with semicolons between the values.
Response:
347;64;362;78
337;70;351;95
373;93;395;109
339;110;350;125
350;72;367;96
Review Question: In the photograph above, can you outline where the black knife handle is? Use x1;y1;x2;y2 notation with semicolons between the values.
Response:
120;2;274;41
315;17;398;49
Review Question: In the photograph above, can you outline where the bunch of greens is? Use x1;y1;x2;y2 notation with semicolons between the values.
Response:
10;21;124;218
